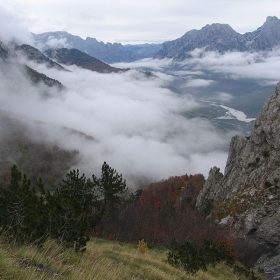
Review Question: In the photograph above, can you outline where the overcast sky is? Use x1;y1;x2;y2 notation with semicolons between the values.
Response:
1;0;280;43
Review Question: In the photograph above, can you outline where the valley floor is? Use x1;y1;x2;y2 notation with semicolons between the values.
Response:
0;238;253;280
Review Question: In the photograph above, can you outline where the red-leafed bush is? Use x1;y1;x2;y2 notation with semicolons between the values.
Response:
99;174;234;248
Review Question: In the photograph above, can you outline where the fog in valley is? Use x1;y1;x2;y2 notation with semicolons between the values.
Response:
1;7;280;186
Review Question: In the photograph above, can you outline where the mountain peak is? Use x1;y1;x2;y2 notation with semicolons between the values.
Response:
200;23;238;36
85;37;98;42
265;16;279;24
155;16;280;60
203;23;235;31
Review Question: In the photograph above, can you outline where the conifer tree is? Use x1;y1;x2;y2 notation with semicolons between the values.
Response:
0;166;46;243
93;162;127;220
50;169;100;250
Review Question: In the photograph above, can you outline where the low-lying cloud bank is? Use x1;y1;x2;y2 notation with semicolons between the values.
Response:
1;7;279;187
114;48;280;87
182;48;280;85
0;55;231;186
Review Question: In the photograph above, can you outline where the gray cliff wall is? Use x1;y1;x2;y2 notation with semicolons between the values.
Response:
196;83;280;279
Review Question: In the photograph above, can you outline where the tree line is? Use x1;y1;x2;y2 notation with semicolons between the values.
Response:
0;163;262;275
0;162;128;251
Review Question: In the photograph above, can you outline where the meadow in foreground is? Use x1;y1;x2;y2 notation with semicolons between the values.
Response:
0;238;254;280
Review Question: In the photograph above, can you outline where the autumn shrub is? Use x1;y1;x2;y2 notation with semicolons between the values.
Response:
137;239;148;254
104;175;211;246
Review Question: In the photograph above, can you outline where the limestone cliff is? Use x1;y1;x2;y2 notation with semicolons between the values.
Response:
196;83;280;279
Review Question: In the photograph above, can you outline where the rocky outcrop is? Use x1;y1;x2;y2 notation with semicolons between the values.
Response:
196;83;280;279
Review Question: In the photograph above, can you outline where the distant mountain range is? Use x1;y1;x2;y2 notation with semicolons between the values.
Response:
155;16;280;60
33;16;280;63
0;38;127;91
0;41;65;90
34;32;162;63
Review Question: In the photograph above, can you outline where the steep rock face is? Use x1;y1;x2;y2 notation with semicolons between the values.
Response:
196;83;280;279
244;16;280;51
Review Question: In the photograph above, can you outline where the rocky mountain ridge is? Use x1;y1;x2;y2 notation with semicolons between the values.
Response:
34;16;280;63
155;16;280;60
0;40;65;90
24;65;63;90
196;83;280;279
0;38;127;92
34;31;162;63
244;16;280;51
16;44;66;71
45;48;126;73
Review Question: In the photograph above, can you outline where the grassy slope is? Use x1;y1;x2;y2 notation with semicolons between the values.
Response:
0;238;252;280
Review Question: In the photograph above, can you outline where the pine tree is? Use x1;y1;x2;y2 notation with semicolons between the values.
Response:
93;162;127;220
50;169;100;250
0;166;47;244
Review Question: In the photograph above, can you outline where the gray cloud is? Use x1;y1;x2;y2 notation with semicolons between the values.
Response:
184;78;215;88
210;92;234;102
0;54;231;186
0;7;31;43
1;0;280;43
45;37;72;49
184;48;280;85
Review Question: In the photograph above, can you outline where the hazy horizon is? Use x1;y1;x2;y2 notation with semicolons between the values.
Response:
1;0;280;44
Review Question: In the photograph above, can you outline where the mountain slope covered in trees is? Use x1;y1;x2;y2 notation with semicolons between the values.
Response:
45;48;126;73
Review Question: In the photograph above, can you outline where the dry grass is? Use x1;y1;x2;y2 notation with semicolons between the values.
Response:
0;238;252;280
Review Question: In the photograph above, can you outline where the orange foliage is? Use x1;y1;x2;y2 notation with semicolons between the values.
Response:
99;174;259;266
100;174;230;246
